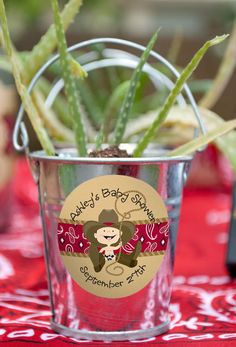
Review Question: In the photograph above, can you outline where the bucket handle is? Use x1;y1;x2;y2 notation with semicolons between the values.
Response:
13;37;206;152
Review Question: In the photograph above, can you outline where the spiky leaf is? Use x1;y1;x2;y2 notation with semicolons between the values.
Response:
134;34;229;157
96;80;130;148
112;29;160;145
0;0;55;155
168;119;236;157
23;0;83;84
51;0;87;156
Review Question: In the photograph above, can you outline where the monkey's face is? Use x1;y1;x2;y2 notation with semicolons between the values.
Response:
94;227;121;246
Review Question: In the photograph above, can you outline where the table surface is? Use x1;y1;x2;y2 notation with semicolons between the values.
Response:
0;159;236;347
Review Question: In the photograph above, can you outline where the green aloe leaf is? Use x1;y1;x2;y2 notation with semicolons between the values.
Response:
168;119;236;157
167;30;183;64
112;29;160;145
37;76;74;129
0;0;55;155
200;20;236;109
77;79;103;129
32;90;74;142
70;57;88;79
23;0;83;84
134;34;229;157
96;80;130;149
189;79;212;94
51;0;87;156
93;43;120;89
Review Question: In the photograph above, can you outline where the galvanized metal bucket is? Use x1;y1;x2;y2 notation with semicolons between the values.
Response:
13;38;205;341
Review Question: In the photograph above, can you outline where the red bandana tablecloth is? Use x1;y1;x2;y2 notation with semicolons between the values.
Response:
0;158;236;347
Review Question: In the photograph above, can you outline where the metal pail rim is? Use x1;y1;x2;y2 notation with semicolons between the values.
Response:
28;146;192;165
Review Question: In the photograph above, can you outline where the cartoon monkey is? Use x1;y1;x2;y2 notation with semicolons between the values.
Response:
83;209;141;273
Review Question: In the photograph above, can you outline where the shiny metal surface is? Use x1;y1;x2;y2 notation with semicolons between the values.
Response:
12;37;201;340
29;147;189;341
29;146;192;164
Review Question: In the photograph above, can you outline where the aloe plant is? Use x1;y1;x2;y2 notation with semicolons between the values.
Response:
0;0;82;85
37;77;74;129
0;0;83;154
23;0;83;85
32;90;74;142
1;0;235;162
96;80;130;148
169;119;236;157
51;0;87;156
200;19;236;109
0;0;55;155
133;35;229;157
77;79;103;129
112;29;159;145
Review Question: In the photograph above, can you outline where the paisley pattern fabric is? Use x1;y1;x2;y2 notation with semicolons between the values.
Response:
0;159;235;346
57;221;169;254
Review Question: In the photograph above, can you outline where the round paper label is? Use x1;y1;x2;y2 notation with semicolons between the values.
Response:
57;175;169;298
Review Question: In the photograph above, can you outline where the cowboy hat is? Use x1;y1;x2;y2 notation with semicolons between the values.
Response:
83;209;135;245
